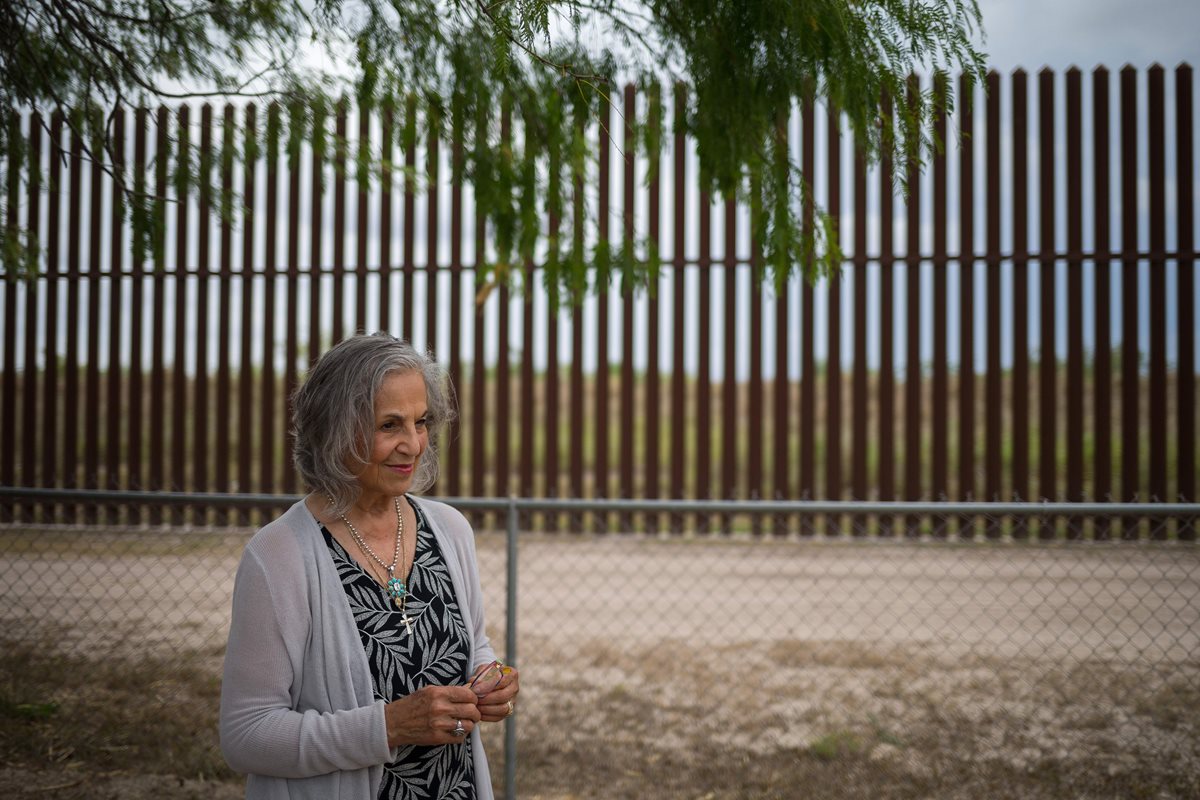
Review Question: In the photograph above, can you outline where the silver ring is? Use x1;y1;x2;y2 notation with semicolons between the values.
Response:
453;719;466;736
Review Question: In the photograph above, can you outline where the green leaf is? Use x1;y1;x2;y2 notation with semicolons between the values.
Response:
0;700;60;720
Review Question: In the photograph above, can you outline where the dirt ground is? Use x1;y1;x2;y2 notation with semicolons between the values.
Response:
2;528;1198;798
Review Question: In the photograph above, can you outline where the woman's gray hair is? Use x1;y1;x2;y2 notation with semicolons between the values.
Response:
291;333;456;516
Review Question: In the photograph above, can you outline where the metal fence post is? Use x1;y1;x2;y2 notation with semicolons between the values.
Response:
505;495;518;800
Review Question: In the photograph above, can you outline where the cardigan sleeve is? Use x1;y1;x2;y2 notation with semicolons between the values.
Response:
461;522;498;670
424;500;497;670
219;544;393;779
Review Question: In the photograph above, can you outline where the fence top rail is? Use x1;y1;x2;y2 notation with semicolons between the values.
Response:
2;487;1198;517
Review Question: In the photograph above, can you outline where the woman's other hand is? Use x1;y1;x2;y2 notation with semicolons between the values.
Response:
474;664;520;723
384;685;481;747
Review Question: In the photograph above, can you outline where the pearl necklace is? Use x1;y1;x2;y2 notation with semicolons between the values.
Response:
338;496;413;635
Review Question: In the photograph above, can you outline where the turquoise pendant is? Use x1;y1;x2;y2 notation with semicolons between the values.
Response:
386;576;407;599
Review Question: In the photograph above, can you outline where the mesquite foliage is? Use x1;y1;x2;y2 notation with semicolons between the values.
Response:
0;0;985;295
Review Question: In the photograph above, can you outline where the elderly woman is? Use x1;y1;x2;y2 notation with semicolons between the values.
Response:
220;333;518;799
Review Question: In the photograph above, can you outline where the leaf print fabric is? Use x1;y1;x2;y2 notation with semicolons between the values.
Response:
322;499;475;800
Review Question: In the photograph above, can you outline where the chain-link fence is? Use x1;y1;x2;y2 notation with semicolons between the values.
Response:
1;491;1198;798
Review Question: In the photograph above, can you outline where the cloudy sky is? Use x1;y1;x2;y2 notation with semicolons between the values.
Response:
976;0;1200;72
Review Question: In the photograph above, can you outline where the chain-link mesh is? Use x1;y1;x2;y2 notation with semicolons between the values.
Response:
2;498;1198;798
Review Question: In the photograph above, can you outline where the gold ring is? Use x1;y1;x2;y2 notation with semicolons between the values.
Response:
505;700;514;717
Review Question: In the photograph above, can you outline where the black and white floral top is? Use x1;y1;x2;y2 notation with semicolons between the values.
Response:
321;499;476;800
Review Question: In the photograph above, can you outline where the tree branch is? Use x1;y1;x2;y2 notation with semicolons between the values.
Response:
473;0;607;84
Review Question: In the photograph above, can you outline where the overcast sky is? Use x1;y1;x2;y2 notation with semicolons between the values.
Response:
976;0;1200;72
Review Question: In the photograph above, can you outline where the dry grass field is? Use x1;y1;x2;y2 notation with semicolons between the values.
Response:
1;525;1198;799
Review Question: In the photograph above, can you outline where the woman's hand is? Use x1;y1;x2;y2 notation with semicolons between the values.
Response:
472;663;520;723
383;685;481;748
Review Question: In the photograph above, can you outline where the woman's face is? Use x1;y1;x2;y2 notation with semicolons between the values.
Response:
352;369;429;502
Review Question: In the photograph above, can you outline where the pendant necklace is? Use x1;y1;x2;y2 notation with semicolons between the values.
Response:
338;496;414;635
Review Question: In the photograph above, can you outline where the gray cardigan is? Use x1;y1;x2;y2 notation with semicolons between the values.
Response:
219;497;497;799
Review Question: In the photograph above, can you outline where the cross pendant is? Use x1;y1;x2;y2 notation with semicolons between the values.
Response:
400;613;413;636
